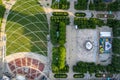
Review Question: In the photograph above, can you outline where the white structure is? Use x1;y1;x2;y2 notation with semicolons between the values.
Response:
85;41;93;50
100;32;111;37
16;75;26;80
105;41;112;51
75;25;78;29
2;75;10;80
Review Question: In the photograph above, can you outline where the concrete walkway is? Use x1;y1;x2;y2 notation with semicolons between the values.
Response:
0;0;16;76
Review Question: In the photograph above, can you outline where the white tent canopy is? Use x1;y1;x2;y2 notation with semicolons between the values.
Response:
2;75;10;80
16;75;26;80
100;32;111;37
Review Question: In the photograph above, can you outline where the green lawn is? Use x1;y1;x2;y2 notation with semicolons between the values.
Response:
0;0;2;4
6;0;48;56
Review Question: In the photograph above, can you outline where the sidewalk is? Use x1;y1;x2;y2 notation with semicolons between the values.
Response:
0;0;16;75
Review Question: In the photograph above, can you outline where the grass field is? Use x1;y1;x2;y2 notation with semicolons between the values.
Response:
6;0;48;56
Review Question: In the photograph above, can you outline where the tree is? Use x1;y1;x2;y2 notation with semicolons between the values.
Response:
52;46;67;72
58;46;66;69
52;64;59;72
59;22;66;45
89;1;95;10
107;1;119;11
75;0;87;10
50;22;58;45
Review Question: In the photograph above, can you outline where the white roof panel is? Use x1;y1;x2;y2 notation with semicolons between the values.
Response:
100;32;111;37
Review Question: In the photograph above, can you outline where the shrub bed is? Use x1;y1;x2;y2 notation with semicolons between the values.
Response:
73;74;84;78
95;73;102;78
75;12;86;17
52;12;68;16
54;74;67;78
107;14;114;18
96;14;105;18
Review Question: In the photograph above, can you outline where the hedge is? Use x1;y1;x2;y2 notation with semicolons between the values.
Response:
96;14;114;18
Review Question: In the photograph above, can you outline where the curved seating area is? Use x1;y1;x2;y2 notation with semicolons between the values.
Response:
8;57;44;79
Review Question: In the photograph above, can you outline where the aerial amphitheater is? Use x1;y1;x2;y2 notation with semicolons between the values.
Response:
1;0;49;79
0;0;120;80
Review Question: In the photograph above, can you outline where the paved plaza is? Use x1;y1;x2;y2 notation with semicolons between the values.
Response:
76;29;98;63
66;27;99;68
